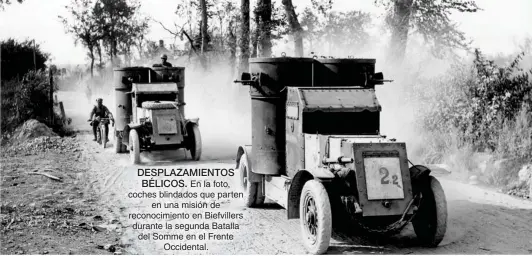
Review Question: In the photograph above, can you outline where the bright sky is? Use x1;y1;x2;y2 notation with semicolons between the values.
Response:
0;0;531;66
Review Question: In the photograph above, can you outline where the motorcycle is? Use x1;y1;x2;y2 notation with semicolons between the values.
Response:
88;117;114;148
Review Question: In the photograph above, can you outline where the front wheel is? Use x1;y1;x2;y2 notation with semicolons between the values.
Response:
129;129;141;164
299;180;332;255
412;176;447;247
101;125;108;149
187;124;202;161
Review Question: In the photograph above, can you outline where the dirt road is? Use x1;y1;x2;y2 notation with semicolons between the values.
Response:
59;91;532;254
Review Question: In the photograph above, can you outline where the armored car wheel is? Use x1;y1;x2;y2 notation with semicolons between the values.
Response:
237;154;264;207
412;176;447;247
299;180;332;254
129;129;141;164
187;124;202;161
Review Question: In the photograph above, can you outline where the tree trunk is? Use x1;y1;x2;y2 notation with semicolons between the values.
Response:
251;12;259;57
389;0;413;64
200;0;208;54
282;0;303;57
238;0;250;74
255;0;272;57
96;41;103;67
89;47;95;77
229;20;237;83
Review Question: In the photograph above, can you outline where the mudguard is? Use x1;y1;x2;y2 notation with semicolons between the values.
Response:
286;169;335;219
185;118;200;126
235;145;262;183
410;164;450;194
122;123;142;146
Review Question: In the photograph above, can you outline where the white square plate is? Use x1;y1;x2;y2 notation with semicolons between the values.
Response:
364;157;405;200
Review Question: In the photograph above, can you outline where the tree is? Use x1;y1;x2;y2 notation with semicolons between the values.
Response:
1;38;49;81
386;0;412;63
60;0;101;77
377;0;480;63
238;0;250;73
93;0;146;67
282;0;303;57
0;0;23;11
255;0;272;57
117;15;149;66
199;0;208;54
322;11;371;55
300;7;319;51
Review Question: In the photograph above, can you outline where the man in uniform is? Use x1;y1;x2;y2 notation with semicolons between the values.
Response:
159;54;173;67
88;98;114;142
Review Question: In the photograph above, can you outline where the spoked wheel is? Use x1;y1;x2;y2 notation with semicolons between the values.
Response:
187;124;202;161
238;154;264;207
101;125;108;149
412;176;447;247
299;180;332;255
129;129;141;164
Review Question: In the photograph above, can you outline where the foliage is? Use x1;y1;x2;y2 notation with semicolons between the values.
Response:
1;38;49;81
59;0;148;69
411;0;479;57
413;49;532;163
59;0;101;76
310;0;333;17
322;11;372;52
1;70;57;134
299;6;372;55
376;0;480;57
0;0;22;11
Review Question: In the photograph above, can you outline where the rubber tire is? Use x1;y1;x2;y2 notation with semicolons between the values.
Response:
96;127;101;144
299;180;332;255
129;129;141;164
141;101;176;109
412;176;447;247
114;133;122;153
238;154;264;207
188;124;202;161
101;125;108;149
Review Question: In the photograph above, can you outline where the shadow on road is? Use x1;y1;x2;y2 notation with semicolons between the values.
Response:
326;199;532;254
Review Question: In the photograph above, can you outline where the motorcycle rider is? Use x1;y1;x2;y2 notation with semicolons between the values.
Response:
88;98;114;142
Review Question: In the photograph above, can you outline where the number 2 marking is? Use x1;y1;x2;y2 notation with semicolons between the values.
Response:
379;168;389;184
379;168;402;188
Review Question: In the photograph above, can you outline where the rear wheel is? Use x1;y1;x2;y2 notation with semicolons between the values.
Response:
299;180;332;254
129;129;140;164
238;154;264;207
412;176;447;247
187;124;202;161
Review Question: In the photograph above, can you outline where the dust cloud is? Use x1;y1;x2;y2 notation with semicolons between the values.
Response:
183;62;251;160
66;60;251;161
70;35;456;164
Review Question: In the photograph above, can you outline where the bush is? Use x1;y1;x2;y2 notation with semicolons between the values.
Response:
1;38;49;81
411;48;532;188
1;70;58;135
